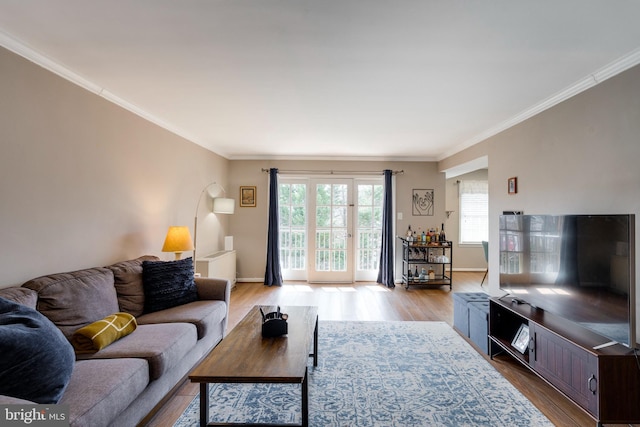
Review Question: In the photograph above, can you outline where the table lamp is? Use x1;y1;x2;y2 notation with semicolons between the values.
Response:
162;226;194;260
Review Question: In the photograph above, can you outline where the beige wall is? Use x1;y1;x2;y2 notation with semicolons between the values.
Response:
228;160;447;281
440;63;640;341
0;47;231;287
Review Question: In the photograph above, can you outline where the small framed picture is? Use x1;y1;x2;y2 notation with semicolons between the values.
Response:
508;177;518;195
412;188;434;216
511;323;530;354
239;186;256;207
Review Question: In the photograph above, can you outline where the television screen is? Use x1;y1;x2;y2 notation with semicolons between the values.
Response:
499;214;636;348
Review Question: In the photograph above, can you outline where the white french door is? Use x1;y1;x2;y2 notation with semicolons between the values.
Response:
308;179;353;283
279;177;384;283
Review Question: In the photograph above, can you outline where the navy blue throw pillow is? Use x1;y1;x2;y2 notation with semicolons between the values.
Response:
0;297;75;404
142;257;198;313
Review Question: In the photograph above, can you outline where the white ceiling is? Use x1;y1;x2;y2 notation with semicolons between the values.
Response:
1;1;640;161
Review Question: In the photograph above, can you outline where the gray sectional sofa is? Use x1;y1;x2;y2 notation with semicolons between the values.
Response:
0;255;230;427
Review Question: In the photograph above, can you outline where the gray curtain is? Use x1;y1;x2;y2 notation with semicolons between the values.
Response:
264;168;283;286
377;169;394;287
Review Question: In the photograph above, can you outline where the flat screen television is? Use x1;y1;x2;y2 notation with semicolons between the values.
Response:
499;214;636;348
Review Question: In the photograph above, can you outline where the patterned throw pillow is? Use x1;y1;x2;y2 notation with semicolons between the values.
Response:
71;312;137;353
0;297;75;404
142;257;198;313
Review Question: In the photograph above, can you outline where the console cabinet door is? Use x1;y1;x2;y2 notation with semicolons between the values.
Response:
529;324;598;416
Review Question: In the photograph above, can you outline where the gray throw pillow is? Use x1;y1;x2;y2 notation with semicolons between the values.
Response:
142;257;198;313
0;297;75;404
107;255;159;316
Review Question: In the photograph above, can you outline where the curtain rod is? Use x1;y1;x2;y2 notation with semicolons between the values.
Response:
261;168;404;176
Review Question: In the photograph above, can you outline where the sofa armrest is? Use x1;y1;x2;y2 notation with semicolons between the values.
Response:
195;277;230;303
195;277;231;337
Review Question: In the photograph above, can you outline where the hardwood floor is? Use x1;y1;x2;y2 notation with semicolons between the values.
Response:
145;272;625;427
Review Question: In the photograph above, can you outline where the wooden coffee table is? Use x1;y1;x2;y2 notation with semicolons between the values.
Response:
189;305;319;427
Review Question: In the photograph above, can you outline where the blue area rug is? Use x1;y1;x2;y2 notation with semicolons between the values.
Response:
175;321;552;426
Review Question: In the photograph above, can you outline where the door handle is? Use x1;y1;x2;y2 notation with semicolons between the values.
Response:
529;333;536;361
587;375;597;394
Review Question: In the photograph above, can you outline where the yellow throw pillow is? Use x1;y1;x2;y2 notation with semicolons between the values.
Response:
71;312;137;353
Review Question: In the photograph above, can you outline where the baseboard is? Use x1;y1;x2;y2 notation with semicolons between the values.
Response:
239;270;484;284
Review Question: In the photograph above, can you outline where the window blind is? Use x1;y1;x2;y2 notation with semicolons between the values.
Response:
459;180;488;244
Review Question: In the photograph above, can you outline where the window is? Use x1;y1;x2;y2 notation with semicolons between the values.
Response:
459;180;488;244
279;182;307;273
356;182;383;273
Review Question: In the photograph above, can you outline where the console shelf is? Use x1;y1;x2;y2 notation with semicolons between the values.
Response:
489;297;640;427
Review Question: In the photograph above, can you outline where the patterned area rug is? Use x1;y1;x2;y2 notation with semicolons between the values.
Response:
174;321;552;427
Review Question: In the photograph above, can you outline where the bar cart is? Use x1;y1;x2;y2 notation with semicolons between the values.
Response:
399;237;452;290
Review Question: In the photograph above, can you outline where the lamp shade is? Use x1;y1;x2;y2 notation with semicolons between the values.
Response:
162;226;194;259
213;197;235;214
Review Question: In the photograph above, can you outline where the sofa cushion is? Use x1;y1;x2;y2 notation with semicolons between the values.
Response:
142;257;198;313
75;323;197;380
0;287;37;308
71;312;137;353
22;267;120;339
59;358;149;427
138;300;227;340
0;297;75;404
106;255;159;317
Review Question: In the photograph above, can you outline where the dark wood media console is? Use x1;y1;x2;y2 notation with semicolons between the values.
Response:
489;297;640;427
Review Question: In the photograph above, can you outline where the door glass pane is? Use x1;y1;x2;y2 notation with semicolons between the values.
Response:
315;228;330;272
373;184;384;205
316;184;331;205
279;205;290;227
316;206;330;227
332;248;346;271
358;206;373;227
291;206;305;226
315;183;348;274
358;185;372;205
332;184;347;205
332;206;347;227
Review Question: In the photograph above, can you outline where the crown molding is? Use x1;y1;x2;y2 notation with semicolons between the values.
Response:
226;154;438;162
0;29;102;94
0;29;227;158
439;47;640;161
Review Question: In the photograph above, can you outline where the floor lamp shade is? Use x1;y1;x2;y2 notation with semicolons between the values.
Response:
213;197;235;214
162;226;194;259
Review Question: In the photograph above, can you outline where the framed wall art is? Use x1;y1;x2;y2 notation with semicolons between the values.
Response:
508;177;518;195
240;186;256;207
412;189;434;216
